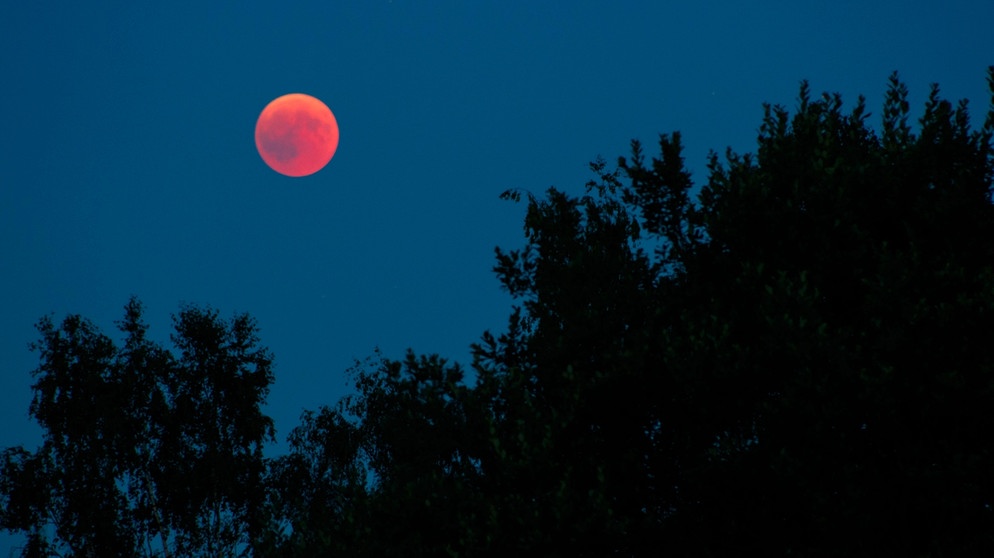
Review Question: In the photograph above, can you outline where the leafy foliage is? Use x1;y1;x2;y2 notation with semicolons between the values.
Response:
663;72;994;555
0;299;275;557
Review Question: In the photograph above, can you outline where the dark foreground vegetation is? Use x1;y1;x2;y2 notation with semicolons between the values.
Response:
4;70;994;556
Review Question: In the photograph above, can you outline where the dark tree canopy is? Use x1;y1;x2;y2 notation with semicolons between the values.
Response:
4;69;994;557
270;70;994;556
1;299;275;557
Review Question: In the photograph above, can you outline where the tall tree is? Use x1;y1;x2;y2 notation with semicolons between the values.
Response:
657;73;994;555
0;299;275;557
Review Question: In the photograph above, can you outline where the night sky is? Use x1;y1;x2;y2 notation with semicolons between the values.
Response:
1;1;992;550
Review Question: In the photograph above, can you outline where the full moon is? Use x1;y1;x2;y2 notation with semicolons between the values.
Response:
255;93;339;177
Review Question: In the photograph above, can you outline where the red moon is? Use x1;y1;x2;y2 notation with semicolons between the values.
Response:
255;93;339;177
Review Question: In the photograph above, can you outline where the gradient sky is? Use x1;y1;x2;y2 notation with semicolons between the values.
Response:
1;1;992;550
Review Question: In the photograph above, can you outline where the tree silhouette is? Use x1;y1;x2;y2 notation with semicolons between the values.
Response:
0;298;275;557
271;69;994;556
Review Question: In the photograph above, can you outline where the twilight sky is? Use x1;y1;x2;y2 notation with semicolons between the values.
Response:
1;3;991;545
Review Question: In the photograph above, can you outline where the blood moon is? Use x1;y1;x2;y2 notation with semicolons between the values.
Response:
255;93;339;177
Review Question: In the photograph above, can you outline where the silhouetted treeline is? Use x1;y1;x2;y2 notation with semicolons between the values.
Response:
3;69;994;556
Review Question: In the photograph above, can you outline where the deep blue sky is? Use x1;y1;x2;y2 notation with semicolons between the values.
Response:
1;1;991;548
